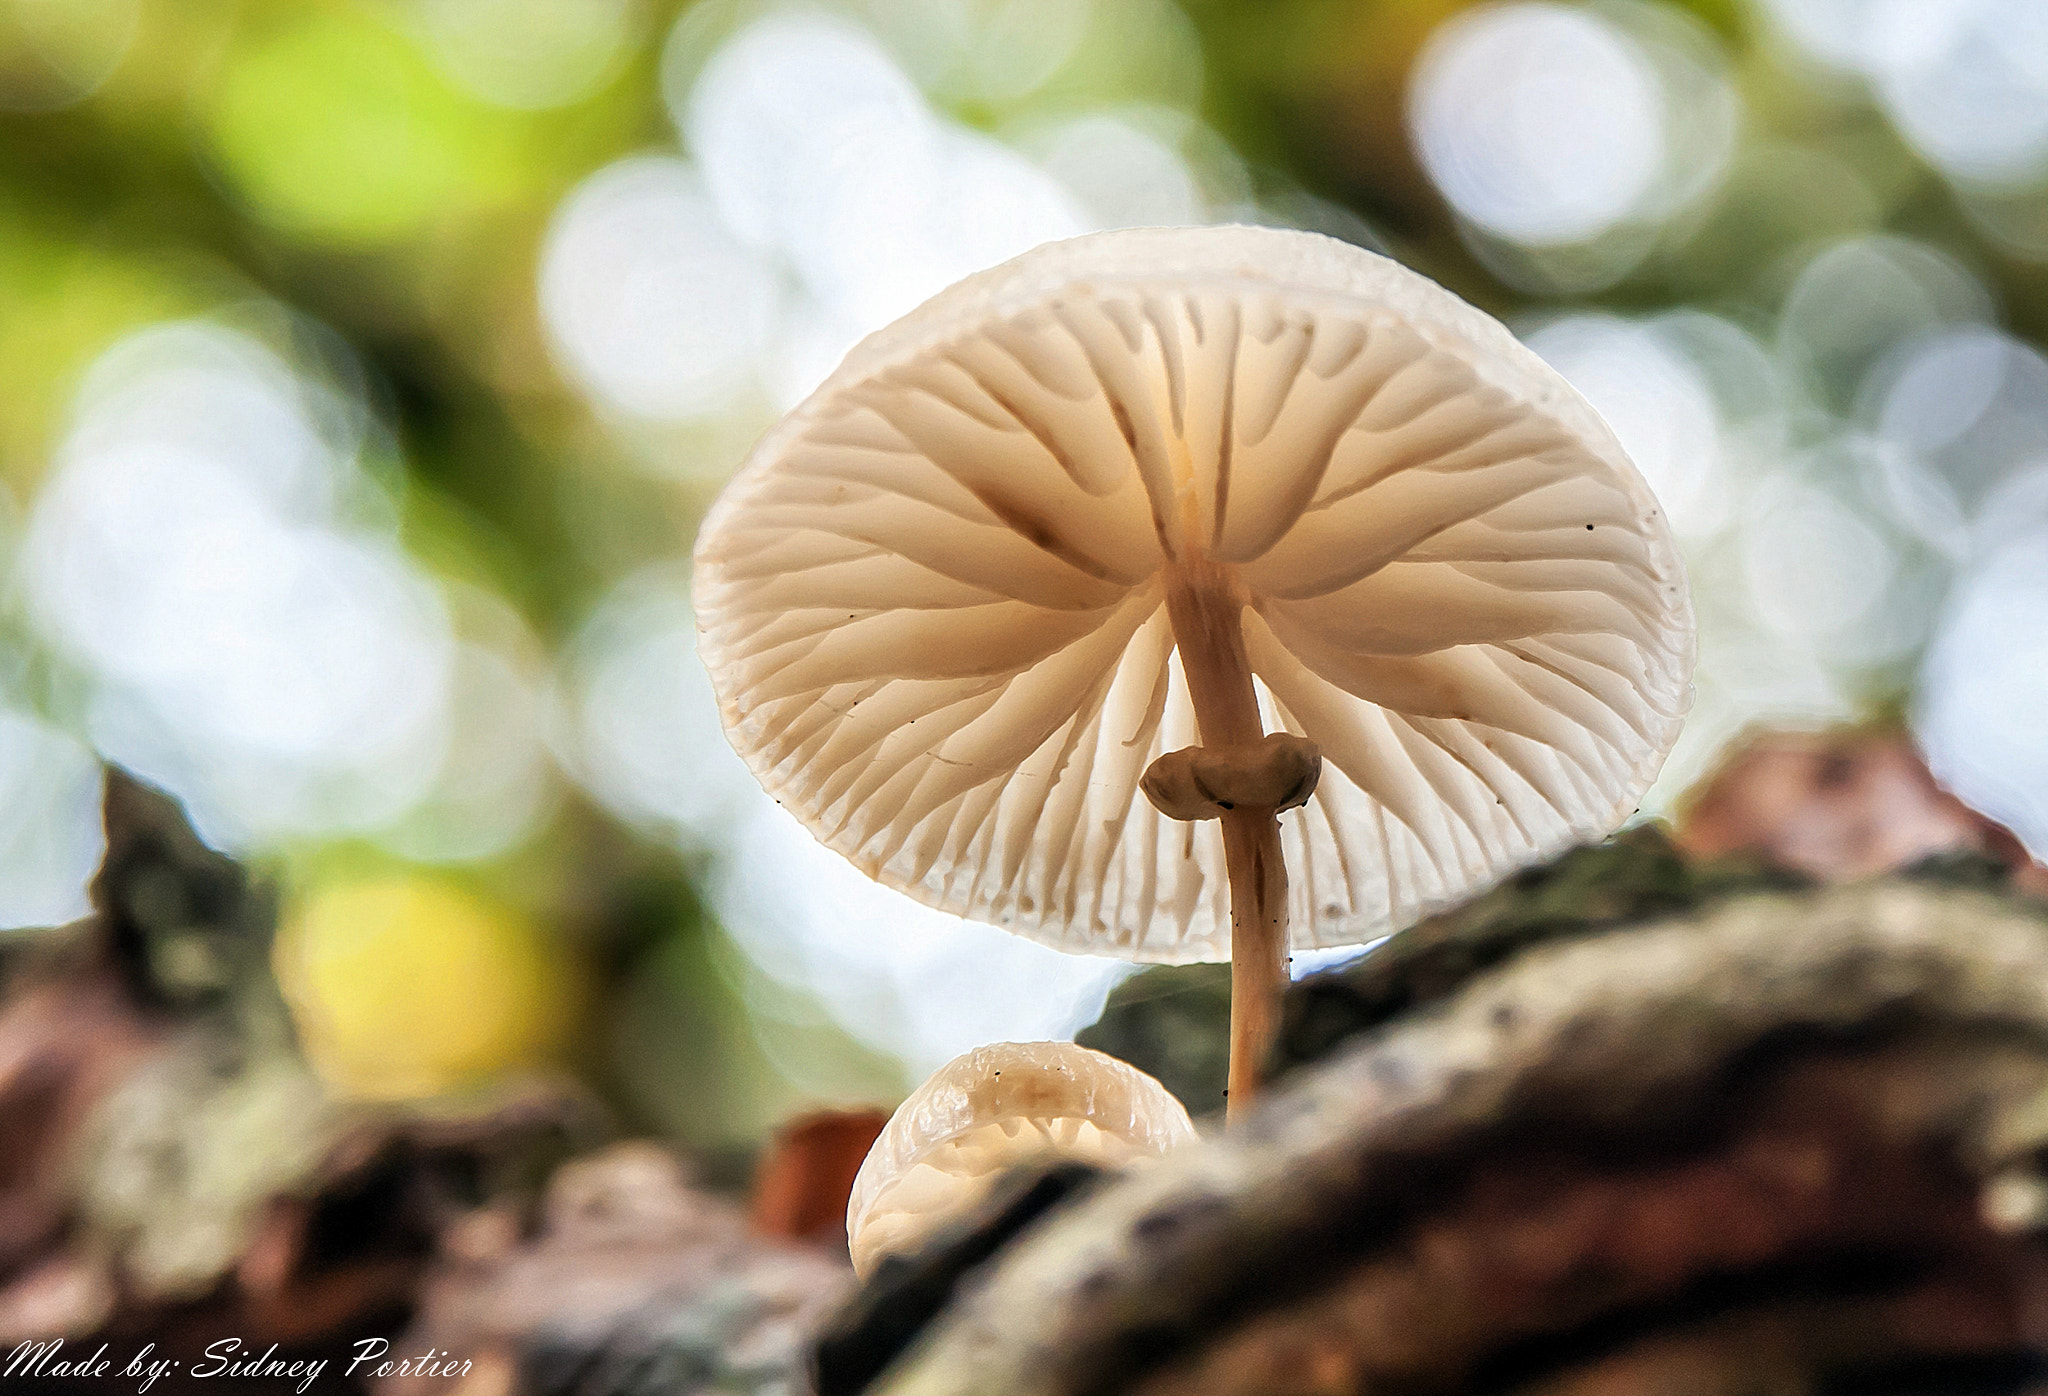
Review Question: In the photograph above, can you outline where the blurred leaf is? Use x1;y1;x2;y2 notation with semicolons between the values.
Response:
201;6;535;246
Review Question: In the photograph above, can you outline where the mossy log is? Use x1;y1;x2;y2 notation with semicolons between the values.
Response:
870;878;2048;1395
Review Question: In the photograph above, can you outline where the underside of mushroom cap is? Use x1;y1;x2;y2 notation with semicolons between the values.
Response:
694;224;1693;962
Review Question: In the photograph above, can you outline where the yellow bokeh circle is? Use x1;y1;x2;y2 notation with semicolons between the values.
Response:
275;875;576;1101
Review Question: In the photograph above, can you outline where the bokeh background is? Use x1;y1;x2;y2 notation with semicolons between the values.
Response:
2;0;2047;1155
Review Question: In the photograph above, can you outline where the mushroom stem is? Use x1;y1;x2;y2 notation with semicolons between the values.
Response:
1163;558;1290;1119
1221;807;1288;1115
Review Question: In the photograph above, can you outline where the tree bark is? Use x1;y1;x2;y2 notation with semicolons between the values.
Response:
874;879;2048;1396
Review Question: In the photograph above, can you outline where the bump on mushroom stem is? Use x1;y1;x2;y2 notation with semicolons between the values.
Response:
1139;735;1323;822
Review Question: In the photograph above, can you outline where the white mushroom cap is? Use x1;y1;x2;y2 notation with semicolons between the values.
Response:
694;225;1693;962
844;1041;1196;1279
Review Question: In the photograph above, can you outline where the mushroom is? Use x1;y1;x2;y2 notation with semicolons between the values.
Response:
693;225;1692;1112
844;1041;1194;1280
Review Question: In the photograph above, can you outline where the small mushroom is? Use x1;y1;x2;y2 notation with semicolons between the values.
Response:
695;225;1692;1112
844;1041;1194;1279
